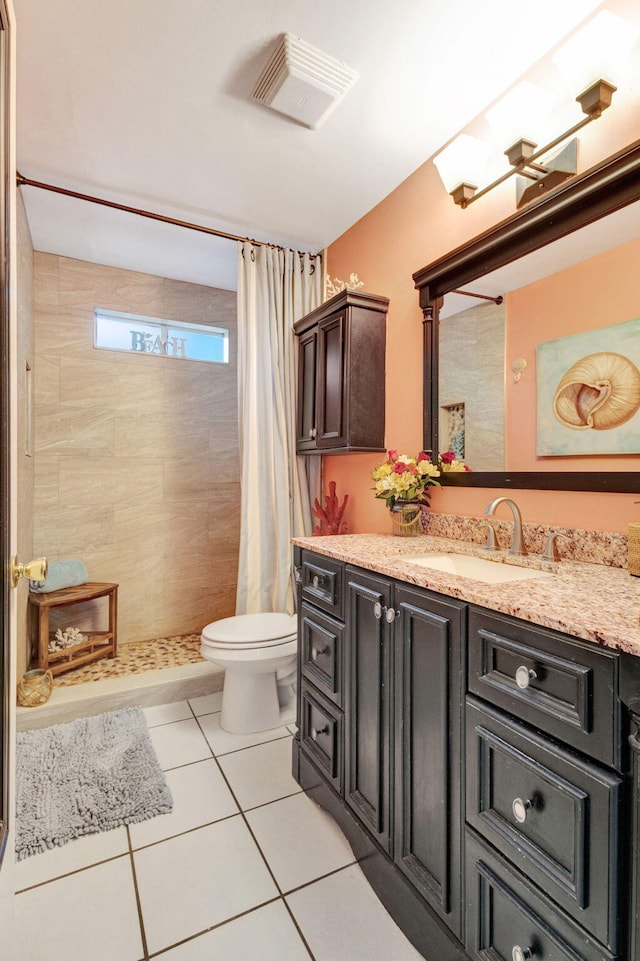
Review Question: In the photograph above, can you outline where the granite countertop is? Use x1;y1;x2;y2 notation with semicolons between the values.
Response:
292;533;640;656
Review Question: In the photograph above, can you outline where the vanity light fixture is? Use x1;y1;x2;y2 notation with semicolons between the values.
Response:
437;77;616;210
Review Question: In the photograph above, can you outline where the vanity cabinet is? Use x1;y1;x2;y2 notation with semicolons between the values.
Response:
293;289;388;454
294;550;465;957
292;546;639;961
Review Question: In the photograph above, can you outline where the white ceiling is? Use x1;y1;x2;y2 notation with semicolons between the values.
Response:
14;0;607;291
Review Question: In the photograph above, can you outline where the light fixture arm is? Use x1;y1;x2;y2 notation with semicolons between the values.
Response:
451;79;616;208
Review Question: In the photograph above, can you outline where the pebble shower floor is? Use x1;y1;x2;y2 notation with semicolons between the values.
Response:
54;633;203;687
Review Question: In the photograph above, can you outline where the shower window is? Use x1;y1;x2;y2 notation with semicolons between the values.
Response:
94;309;229;364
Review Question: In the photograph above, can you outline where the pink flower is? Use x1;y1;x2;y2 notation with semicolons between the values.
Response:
393;461;408;474
440;450;456;464
417;451;431;463
387;449;398;462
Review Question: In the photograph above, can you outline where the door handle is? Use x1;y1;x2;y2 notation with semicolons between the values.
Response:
10;555;48;588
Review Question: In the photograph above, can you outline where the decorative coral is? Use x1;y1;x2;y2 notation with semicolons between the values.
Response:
324;272;365;300
49;626;87;653
312;481;349;535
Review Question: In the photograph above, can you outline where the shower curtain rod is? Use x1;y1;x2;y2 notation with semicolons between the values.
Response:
16;172;319;257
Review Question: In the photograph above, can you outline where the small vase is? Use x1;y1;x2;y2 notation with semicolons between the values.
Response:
390;500;423;537
17;668;54;707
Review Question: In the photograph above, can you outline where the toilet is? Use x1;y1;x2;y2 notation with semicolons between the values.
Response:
200;612;297;734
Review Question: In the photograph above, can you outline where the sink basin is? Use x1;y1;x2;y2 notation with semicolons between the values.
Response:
403;553;553;584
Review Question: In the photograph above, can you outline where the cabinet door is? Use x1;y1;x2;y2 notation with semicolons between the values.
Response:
345;566;393;852
630;714;640;961
296;327;318;450
393;584;464;938
316;311;346;448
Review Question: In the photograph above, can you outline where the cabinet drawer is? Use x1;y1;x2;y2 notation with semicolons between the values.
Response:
466;697;621;951
301;551;344;619
468;607;620;768
465;832;616;961
300;683;343;794
300;603;344;707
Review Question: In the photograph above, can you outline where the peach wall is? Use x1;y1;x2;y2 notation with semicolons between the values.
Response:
323;91;640;535
507;235;640;473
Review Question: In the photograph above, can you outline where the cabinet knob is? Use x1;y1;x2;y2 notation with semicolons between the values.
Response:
512;946;534;961
515;665;537;690
310;645;329;662
373;602;383;620
311;724;329;741
309;427;317;439
385;606;399;623
312;574;325;590
512;797;533;823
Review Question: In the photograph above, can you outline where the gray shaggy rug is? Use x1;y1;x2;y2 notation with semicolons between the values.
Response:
16;706;173;860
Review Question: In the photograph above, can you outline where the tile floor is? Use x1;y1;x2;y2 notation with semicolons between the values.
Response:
14;692;425;961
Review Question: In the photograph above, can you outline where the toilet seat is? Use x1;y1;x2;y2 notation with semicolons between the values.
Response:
201;612;297;650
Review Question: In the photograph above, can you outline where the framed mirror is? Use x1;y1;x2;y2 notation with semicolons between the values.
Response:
413;139;640;492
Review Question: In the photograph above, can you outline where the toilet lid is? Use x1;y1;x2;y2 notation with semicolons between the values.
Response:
202;612;297;647
202;634;296;651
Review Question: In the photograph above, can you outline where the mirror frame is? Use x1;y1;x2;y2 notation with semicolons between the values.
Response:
413;138;640;492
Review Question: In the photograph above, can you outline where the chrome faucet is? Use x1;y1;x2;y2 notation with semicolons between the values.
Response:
484;497;527;557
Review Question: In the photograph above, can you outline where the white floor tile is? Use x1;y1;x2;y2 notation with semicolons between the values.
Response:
246;792;354;891
14;825;129;891
198;711;291;755
217;736;301;810
15;856;143;961
157;901;312;961
143;700;193;727
188;691;223;716
148;717;212;770
129;759;238;848
133;816;278;955
287;864;425;961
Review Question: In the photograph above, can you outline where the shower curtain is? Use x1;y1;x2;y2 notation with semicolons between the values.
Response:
236;242;323;615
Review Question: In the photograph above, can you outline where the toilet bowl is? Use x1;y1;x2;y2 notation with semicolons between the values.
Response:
200;612;297;734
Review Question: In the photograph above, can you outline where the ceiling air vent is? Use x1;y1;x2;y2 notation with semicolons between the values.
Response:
250;33;358;129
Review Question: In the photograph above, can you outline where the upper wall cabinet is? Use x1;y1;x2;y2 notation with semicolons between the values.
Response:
294;289;388;454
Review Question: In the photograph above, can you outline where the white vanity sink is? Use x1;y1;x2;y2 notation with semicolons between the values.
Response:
403;553;553;584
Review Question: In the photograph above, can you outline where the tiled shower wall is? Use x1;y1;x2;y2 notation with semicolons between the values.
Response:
33;253;239;648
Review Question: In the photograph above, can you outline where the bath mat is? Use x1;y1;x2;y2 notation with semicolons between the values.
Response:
16;706;173;860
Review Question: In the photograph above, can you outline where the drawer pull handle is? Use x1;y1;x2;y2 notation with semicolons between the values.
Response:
311;645;329;662
311;724;329;741
515;665;537;690
311;574;325;590
512;797;533;823
512;946;534;961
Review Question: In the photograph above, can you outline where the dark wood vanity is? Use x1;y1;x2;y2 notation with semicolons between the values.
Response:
292;543;640;961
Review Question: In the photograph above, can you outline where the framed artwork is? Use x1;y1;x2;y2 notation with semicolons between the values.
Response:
536;317;640;456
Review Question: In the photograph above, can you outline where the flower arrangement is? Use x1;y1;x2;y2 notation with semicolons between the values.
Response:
371;449;470;509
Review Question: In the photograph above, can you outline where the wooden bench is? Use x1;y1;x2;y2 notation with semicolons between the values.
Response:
28;582;118;676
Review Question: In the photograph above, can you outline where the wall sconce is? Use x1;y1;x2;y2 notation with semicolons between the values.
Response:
439;77;616;210
510;358;527;383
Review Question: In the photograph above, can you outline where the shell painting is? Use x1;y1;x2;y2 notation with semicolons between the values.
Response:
553;351;640;431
